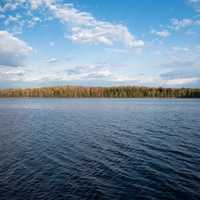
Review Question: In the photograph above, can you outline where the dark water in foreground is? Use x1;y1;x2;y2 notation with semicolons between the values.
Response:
0;98;200;200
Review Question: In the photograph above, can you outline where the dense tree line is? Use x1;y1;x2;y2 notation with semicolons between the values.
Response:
0;86;200;98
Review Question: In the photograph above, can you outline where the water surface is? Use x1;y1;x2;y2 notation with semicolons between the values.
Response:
0;98;199;200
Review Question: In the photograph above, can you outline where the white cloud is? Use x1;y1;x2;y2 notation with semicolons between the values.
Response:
64;65;112;80
47;57;58;63
29;0;44;9
171;46;190;52
0;31;32;67
0;68;26;81
0;64;112;83
112;74;200;87
151;17;200;39
51;4;144;47
4;15;21;26
164;77;199;85
27;16;41;28
3;14;41;33
1;62;199;87
0;1;27;13
171;18;200;30
189;0;200;2
0;14;5;19
151;30;171;37
29;0;53;10
1;2;18;12
188;0;200;12
162;45;200;67
19;64;112;82
0;0;144;48
26;0;144;48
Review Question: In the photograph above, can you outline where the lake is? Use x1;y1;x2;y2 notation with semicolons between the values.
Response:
0;98;199;200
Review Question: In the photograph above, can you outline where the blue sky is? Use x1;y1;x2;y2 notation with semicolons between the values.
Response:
0;0;200;88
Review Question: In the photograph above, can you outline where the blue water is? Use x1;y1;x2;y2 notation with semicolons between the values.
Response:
0;98;199;200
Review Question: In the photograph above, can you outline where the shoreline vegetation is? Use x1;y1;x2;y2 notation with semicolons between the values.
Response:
0;86;200;98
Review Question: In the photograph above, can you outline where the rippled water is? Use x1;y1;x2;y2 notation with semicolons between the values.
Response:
0;98;200;200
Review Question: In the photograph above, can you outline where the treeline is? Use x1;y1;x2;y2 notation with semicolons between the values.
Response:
0;86;200;98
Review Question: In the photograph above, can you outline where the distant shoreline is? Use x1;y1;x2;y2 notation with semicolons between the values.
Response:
0;85;200;98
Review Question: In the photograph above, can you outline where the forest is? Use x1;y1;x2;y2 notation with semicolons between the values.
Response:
0;86;200;98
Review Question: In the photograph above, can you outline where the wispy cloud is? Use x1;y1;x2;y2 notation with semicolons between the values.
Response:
0;31;32;67
0;1;20;13
187;0;200;12
162;77;199;85
47;57;59;63
170;18;200;30
150;17;200;41
0;67;26;82
151;29;171;38
64;65;112;80
46;2;144;48
0;0;144;48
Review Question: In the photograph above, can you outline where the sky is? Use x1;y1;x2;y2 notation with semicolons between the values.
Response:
0;0;200;88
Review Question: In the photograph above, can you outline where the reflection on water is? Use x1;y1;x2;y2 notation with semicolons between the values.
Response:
0;98;200;200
